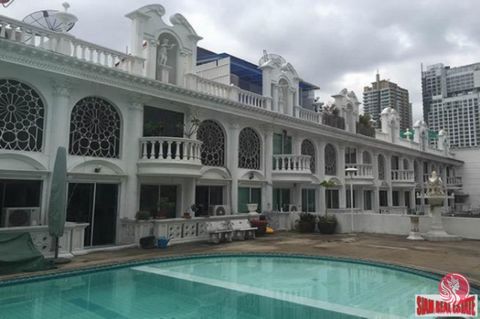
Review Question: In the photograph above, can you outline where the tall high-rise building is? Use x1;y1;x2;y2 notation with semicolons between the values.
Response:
363;73;412;131
422;63;480;148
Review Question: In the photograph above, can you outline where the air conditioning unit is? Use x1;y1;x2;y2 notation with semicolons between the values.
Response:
208;205;230;216
288;204;299;212
2;207;40;227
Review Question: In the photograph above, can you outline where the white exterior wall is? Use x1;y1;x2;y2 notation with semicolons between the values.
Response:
332;213;480;240
195;57;231;85
455;148;480;208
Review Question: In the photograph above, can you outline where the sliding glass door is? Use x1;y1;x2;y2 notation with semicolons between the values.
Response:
67;183;118;247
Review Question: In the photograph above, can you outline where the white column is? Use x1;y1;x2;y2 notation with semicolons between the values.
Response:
272;84;279;113
228;123;241;214
124;101;144;219
419;159;426;206
287;88;295;116
373;186;380;213
385;154;393;207
409;187;416;211
338;145;347;209
292;133;302;155
48;81;72;155
317;141;326;214
183;178;196;216
145;39;158;80
262;127;274;211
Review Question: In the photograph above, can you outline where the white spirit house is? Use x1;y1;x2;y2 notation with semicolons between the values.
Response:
0;4;466;253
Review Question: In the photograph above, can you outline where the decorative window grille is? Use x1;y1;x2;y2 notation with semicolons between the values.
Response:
69;97;121;158
301;139;315;173
0;79;44;151
362;151;372;164
378;154;386;180
324;143;336;175
197;120;225;167
238;127;260;170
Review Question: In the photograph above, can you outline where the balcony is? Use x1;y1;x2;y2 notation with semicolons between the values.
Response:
294;106;321;123
391;170;415;184
272;154;313;183
184;73;271;110
137;136;203;177
446;176;462;188
344;164;374;184
0;15;144;74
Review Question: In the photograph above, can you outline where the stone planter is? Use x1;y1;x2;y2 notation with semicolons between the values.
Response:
298;221;315;233
318;221;336;234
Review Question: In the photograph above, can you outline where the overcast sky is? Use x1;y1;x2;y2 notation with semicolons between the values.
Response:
4;0;480;121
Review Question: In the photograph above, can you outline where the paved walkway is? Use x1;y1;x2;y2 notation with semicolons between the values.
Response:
2;232;480;286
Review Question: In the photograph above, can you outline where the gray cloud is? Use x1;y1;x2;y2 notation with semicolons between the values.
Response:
4;0;480;122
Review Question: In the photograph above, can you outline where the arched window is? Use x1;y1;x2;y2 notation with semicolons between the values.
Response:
378;154;386;180
324;143;336;175
301;139;315;173
69;97;121;158
197;120;225;167
362;151;372;164
0;79;44;151
238;127;261;170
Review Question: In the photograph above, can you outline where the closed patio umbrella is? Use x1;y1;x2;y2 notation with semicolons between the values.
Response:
48;147;67;261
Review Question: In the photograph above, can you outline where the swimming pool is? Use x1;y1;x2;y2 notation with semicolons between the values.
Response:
0;254;469;318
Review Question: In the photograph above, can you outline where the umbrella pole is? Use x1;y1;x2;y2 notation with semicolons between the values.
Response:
54;236;59;259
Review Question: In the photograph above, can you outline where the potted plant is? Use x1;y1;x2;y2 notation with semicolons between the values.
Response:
297;212;316;233
317;215;337;234
250;215;268;236
319;179;338;234
135;210;152;220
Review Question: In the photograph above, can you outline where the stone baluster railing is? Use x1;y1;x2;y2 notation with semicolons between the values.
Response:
0;15;144;75
446;176;462;186
294;106;321;123
391;170;415;181
185;73;271;110
139;136;202;163
272;154;311;173
345;164;374;178
237;88;268;109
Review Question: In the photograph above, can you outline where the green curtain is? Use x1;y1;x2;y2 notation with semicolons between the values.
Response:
238;187;250;213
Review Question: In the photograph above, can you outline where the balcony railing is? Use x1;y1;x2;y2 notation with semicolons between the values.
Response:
446;176;462;187
294;106;321;123
272;154;311;173
184;73;270;109
345;164;374;179
391;170;415;182
139;136;202;163
0;15;144;74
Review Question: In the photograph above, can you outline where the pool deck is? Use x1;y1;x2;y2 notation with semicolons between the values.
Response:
1;232;480;286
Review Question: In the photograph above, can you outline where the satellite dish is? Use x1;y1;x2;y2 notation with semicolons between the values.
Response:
1;0;15;8
23;10;76;32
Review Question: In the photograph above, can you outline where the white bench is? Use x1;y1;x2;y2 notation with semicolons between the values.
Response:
206;221;233;244
231;219;257;240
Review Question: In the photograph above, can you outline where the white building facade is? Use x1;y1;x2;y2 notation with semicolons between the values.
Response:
0;5;465;252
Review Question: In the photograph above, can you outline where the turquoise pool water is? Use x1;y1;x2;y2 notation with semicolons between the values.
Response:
0;255;446;318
